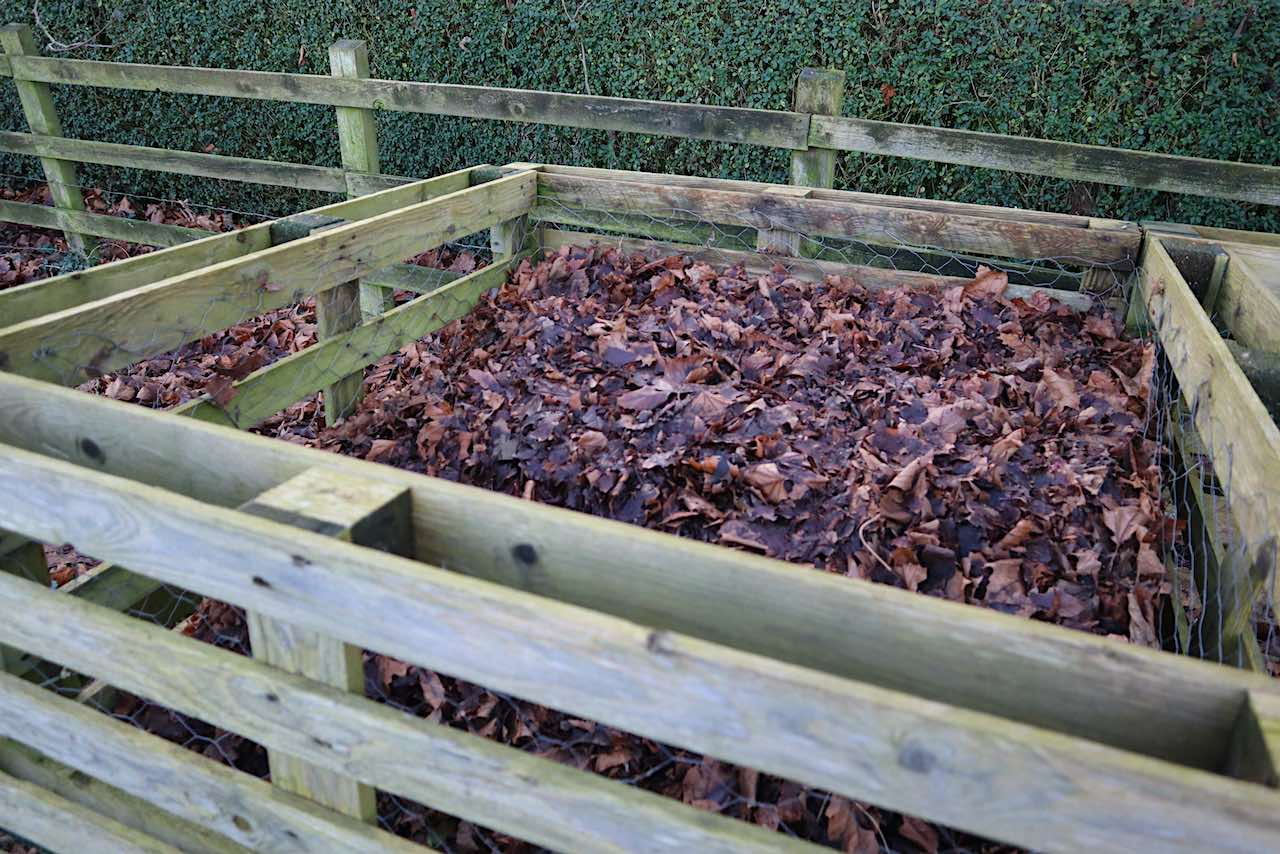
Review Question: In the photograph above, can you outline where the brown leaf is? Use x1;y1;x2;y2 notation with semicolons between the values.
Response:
204;376;237;408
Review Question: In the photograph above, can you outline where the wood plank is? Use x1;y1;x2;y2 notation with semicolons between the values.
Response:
0;165;479;328
0;572;809;854
0;25;88;253
0;171;536;385
2;453;1280;852
0;765;181;854
537;173;1139;266
0;681;424;853
7;55;809;149
0;131;348;192
1;368;1270;774
1138;237;1280;607
1216;245;1280;351
315;275;365;425
242;469;411;822
810;114;1280;205
1225;692;1280;787
0;197;209;246
542;229;1094;311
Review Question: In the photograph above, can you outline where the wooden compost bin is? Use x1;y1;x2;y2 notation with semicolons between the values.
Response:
0;22;1279;854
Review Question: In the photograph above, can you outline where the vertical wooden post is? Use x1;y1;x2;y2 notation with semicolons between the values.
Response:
754;186;810;256
329;39;392;319
790;68;845;258
490;163;541;263
0;24;89;256
241;468;412;821
0;533;49;674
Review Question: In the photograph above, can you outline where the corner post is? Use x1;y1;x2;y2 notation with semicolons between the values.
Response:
328;38;392;318
0;24;89;256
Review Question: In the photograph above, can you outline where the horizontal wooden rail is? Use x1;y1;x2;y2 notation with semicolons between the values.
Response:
0;165;478;327
809;116;1280;206
0;197;209;246
0;170;535;384
0;675;417;852
1;445;1279;852
0;368;1273;774
536;173;1141;266
0;571;808;854
0;131;349;193
3;55;809;149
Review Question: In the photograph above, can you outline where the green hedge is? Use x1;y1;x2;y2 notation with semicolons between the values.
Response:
0;0;1277;231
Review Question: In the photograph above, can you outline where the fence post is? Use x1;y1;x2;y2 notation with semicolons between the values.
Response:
0;533;48;675
329;39;393;318
0;24;89;256
790;68;845;258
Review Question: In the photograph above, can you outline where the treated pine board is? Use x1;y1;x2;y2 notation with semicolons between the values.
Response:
0;197;209;245
1138;237;1280;606
0;765;180;854
0;575;809;854
0;739;248;854
243;469;412;822
7;55;809;149
539;164;1097;228
1216;246;1280;351
809;115;1280;205
538;173;1138;266
1;370;1272;774
0;131;348;192
541;229;1094;311
182;258;517;429
0;165;482;328
0;25;88;254
0;170;536;385
2;457;1280;852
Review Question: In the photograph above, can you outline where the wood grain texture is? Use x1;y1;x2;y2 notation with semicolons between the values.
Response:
0;764;180;854
0;170;535;385
809;114;1280;204
1138;237;1280;606
0;130;348;192
0;25;87;253
538;173;1139;266
1216;244;1280;351
540;229;1094;311
789;69;845;194
0;572;809;854
0;368;1272;775
7;55;809;149
0;676;420;853
2;446;1280;852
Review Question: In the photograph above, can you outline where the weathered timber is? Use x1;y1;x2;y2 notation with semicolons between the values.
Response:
0;25;87;253
537;173;1139;266
0;765;180;854
790;69;845;190
0;131;348;192
0;197;208;246
0;679;420;853
1216;244;1280;351
0;170;536;385
1226;340;1280;414
0;368;1270;774
0;571;811;854
5;55;809;149
809;114;1280;205
1138;237;1280;606
541;229;1094;311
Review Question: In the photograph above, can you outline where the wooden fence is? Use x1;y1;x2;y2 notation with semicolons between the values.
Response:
2;22;1280;853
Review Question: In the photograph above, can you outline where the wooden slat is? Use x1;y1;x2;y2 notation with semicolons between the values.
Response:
0;197;209;246
809;115;1280;205
1216;245;1280;351
0;368;1271;774
0;676;421;853
0;165;480;328
537;172;1139;266
0;765;181;854
1138;237;1280;606
0;131;348;192
5;55;809;149
541;228;1094;310
0;572;809;854
0;170;536;385
2;447;1280;852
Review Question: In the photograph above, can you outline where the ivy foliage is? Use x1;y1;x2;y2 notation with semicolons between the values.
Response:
0;0;1276;230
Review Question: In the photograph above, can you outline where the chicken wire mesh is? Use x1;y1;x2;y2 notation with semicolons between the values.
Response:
0;176;1276;853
